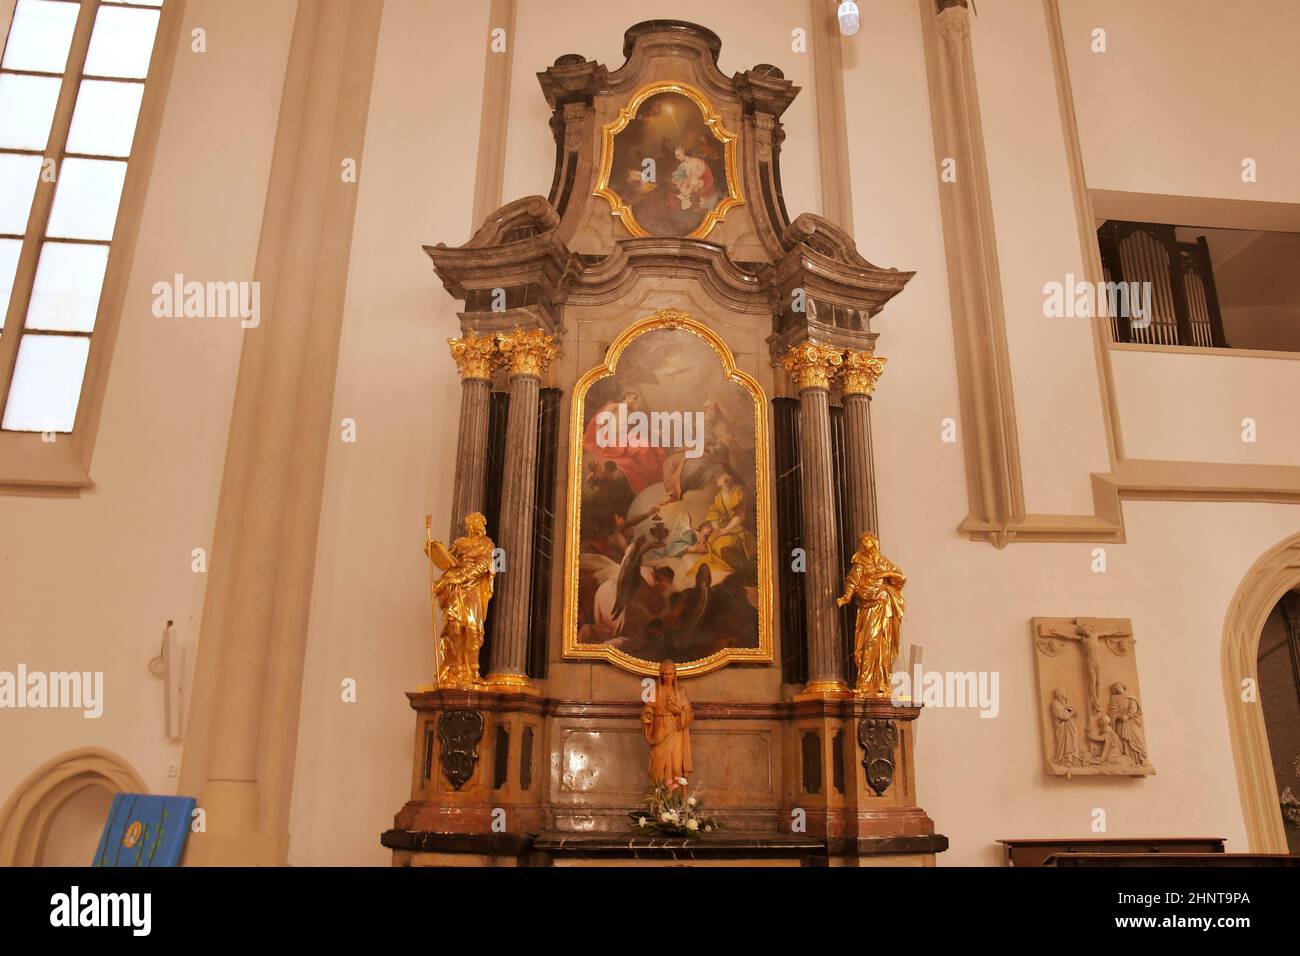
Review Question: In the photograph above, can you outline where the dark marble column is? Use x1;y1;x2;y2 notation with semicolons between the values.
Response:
780;343;849;695
486;328;558;688
840;350;887;542
447;334;497;538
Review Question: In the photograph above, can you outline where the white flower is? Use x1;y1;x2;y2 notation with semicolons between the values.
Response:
638;817;647;828
660;812;672;823
667;810;680;824
686;819;699;831
677;777;688;786
704;825;713;832
687;797;697;807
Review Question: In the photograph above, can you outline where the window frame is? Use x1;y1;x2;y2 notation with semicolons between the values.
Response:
0;0;184;494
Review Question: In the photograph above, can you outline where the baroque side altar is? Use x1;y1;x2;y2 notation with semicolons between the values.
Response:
382;20;945;867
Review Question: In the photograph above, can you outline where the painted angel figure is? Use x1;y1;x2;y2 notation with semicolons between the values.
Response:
579;534;675;645
425;512;495;688
1049;688;1080;765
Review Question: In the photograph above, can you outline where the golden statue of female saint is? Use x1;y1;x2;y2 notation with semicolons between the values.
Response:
641;660;693;790
836;532;907;697
425;512;496;689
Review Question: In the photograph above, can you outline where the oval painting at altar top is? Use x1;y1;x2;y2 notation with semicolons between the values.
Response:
598;86;742;241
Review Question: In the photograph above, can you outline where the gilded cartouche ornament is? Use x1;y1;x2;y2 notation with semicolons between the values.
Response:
836;532;907;697
779;342;844;391
840;350;887;396
448;332;499;381
425;512;496;689
496;326;559;378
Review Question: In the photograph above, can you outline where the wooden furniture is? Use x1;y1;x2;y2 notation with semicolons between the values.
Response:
1046;852;1298;867
997;837;1225;867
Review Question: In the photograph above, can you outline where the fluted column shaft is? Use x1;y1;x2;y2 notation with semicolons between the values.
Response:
799;386;845;688
446;334;498;537
486;328;557;686
841;350;887;542
781;343;848;693
449;378;491;536
842;394;876;538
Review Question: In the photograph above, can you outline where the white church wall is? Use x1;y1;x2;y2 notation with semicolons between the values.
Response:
286;0;490;867
1062;0;1300;206
847;1;1297;864
1061;0;1300;466
0;0;296;823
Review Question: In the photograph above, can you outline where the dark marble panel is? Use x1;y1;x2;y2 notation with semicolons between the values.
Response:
801;730;821;795
527;388;561;679
773;397;806;684
520;726;535;791
493;724;510;790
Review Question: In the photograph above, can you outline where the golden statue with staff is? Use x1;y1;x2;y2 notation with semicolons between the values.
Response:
424;511;496;689
836;532;907;697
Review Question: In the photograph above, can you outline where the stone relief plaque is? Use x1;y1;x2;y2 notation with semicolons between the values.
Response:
562;309;773;677
594;81;743;240
1031;617;1154;777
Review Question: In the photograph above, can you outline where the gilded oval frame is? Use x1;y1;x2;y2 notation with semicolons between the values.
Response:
593;81;744;241
562;309;773;678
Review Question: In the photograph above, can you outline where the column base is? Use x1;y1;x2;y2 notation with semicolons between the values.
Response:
183;830;287;867
484;673;536;693
796;681;852;700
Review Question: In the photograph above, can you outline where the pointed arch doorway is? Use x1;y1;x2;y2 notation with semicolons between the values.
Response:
1222;533;1300;853
0;748;148;866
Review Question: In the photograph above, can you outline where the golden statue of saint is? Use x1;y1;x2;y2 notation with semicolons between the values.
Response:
836;532;907;697
425;512;496;689
641;660;693;790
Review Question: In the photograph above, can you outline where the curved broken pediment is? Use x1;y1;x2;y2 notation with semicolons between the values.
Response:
427;19;914;355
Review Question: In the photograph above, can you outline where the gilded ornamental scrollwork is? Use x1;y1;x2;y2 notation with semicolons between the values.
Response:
497;326;560;378
446;328;561;381
840;350;887;396
447;333;501;381
778;342;844;391
778;343;889;396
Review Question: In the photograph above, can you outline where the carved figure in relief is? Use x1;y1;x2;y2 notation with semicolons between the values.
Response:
1048;621;1130;713
1032;616;1155;777
1049;689;1080;765
1107;682;1148;767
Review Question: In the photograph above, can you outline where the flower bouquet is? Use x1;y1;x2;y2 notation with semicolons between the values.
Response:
629;779;719;838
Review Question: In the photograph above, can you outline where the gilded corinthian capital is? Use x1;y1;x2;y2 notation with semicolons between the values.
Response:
447;333;499;381
779;343;844;391
496;327;559;378
840;350;887;396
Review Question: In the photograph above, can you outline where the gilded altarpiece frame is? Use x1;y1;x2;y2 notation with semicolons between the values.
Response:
563;310;773;677
593;81;744;241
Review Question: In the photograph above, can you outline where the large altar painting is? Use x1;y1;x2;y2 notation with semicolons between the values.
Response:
563;310;772;677
594;82;743;241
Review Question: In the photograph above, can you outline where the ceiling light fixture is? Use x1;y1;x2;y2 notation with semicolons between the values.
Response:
838;1;861;37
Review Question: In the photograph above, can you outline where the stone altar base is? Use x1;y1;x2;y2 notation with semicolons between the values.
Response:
381;689;947;867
